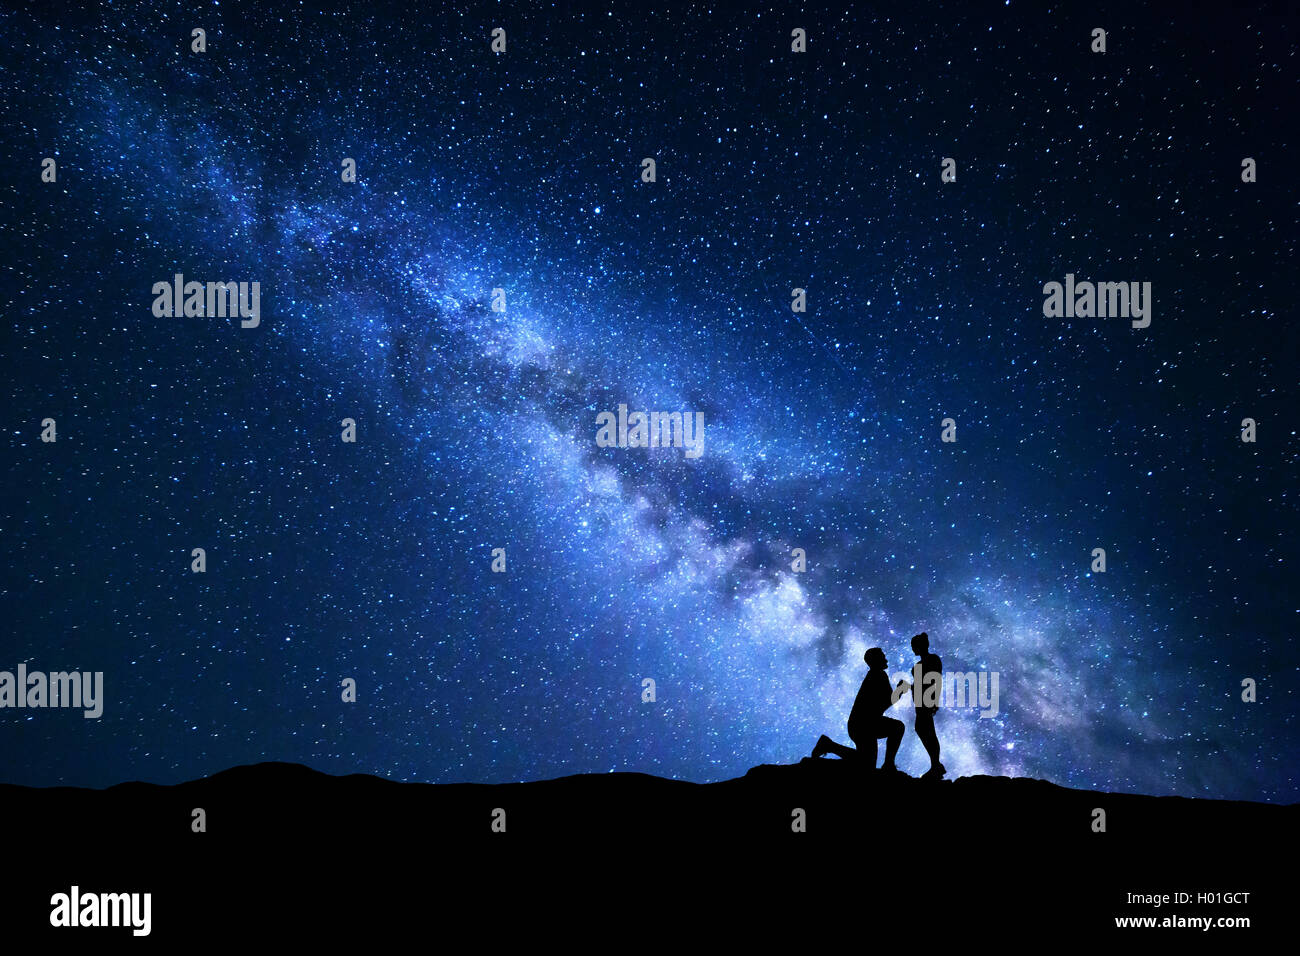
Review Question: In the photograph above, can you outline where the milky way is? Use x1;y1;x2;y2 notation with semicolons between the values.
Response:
2;1;1296;801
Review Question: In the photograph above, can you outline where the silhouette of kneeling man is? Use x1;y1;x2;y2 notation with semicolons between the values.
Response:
811;647;904;771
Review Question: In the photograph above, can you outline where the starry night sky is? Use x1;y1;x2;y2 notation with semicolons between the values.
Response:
2;0;1296;802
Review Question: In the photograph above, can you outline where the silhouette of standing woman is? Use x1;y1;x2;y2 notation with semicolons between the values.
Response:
810;647;905;771
897;632;946;780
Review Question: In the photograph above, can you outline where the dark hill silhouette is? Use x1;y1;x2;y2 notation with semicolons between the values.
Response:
3;760;1291;941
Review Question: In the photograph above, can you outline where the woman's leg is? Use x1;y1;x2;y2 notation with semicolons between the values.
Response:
914;711;942;773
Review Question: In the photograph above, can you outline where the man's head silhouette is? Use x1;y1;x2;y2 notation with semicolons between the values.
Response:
911;632;929;655
863;647;887;670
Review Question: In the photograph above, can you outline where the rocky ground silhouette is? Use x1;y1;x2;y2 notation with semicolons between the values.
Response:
3;759;1290;940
